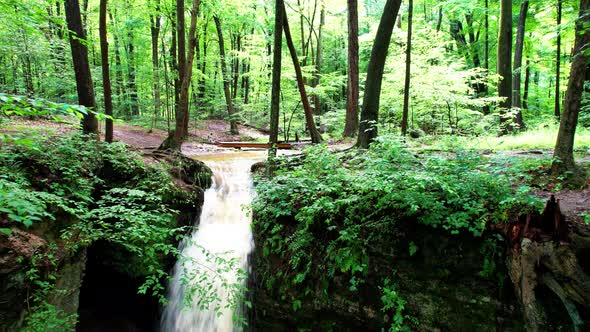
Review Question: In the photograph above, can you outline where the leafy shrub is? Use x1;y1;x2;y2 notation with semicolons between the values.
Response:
252;136;543;328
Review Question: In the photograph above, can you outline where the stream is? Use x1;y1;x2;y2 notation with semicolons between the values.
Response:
160;152;265;332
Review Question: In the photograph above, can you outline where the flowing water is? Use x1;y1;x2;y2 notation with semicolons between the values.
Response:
161;152;264;332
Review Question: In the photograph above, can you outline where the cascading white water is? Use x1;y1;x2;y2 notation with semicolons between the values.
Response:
161;152;263;332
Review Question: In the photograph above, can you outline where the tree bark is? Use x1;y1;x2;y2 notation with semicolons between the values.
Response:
109;10;124;108
552;0;590;174
126;29;139;116
214;16;239;135
512;1;528;109
497;0;513;134
523;57;530;110
312;6;324;117
282;3;323;143
401;0;413;136
99;0;113;142
159;0;201;149
64;0;98;136
151;1;161;123
357;0;402;148
343;0;359;137
269;0;283;160
555;0;563;118
511;0;528;129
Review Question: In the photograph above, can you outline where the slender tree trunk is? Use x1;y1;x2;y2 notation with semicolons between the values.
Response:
555;0;562;118
401;0;413;136
65;0;98;136
160;0;201;149
269;0;284;160
177;0;186;87
282;3;323;143
170;16;180;123
109;11;124;109
151;1;161;122
511;0;528;128
100;0;113;142
523;57;530;109
312;6;324;116
552;0;590;174
231;32;241;100
198;19;208;101
512;0;528;108
497;0;513;134
343;0;359;137
357;0;402;148
436;7;442;32
485;0;489;70
126;29;139;116
214;16;239;135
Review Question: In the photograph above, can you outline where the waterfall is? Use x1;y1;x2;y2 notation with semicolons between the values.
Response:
161;153;261;332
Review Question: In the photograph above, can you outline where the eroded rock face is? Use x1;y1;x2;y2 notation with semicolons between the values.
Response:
249;223;522;331
0;230;46;331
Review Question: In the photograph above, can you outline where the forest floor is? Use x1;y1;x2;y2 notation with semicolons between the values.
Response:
2;117;588;226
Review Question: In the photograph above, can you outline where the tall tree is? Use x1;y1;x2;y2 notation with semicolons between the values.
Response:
64;0;98;135
511;0;528;129
269;0;284;160
497;0;513;134
357;0;402;148
312;5;325;116
214;16;239;135
555;0;563;118
99;0;113;142
159;0;201;149
343;0;359;137
282;2;323;143
512;0;529;109
401;0;413;136
552;0;590;174
150;0;162;127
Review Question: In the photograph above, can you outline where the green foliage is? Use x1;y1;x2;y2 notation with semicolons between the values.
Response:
0;93;91;120
380;278;411;332
252;136;542;327
0;132;202;319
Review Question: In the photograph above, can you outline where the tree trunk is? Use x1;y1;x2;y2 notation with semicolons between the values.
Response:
552;0;590;174
511;0;528;129
64;0;98;136
151;1;161;123
198;19;208;101
99;0;113;142
126;22;139;117
231;32;241;100
170;17;180;123
282;2;323;143
512;0;528;109
497;0;513;134
343;0;359;137
214;16;239;135
109;10;124;109
436;7;442;32
357;0;402;148
523;57;530;110
269;0;283;161
555;0;562;118
484;0;489;70
159;0;201;150
401;0;413;136
312;6;324;117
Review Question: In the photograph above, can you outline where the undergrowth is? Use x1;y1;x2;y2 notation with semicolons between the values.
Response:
252;136;544;330
0;132;196;327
